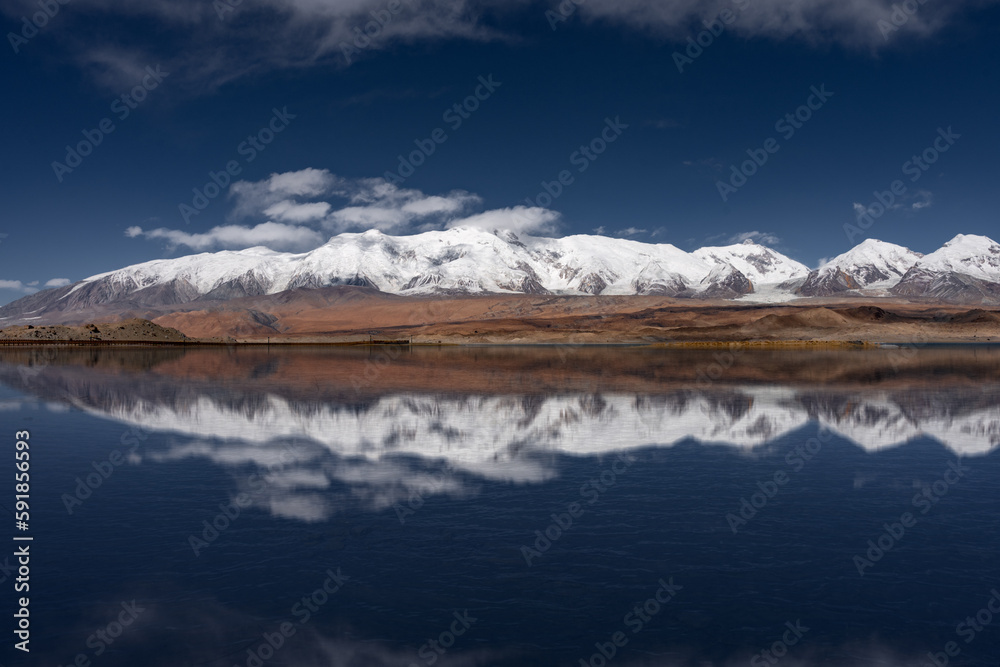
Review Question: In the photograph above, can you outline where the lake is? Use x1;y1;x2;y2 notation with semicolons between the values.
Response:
1;344;998;667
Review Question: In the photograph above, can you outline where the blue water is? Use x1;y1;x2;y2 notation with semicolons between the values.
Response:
0;347;998;667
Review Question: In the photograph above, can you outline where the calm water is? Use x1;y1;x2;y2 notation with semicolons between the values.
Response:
0;345;998;667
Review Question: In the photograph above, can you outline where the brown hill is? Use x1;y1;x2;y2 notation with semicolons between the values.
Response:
0;318;190;342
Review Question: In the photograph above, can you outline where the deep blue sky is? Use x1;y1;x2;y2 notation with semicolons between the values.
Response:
2;0;999;304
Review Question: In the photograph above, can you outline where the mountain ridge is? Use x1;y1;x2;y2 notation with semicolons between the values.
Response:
3;230;1000;327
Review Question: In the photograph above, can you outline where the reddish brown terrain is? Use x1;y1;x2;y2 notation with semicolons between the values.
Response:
148;289;1000;344
1;288;998;344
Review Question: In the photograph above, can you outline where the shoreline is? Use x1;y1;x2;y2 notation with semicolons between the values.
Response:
1;338;998;348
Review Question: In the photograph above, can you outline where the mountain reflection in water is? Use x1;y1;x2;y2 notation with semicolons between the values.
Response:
0;345;998;667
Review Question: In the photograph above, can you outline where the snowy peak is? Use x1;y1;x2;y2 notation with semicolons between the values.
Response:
891;234;1000;302
913;234;1000;279
693;243;809;286
799;239;923;296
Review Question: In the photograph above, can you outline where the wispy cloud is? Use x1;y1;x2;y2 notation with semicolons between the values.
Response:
0;278;72;293
0;280;35;293
577;0;989;47
2;0;991;90
448;206;560;236
853;189;933;218
228;168;339;221
648;118;682;129
910;190;933;210
728;231;781;246
125;222;325;252
616;227;647;237
263;201;332;223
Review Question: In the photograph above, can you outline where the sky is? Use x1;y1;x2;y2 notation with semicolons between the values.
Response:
1;0;999;305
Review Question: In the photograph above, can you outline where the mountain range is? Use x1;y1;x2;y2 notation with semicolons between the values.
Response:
2;230;999;326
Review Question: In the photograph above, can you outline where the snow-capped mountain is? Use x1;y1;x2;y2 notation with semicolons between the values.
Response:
0;228;808;319
892;234;1000;302
3;231;999;324
799;239;923;296
693;239;810;287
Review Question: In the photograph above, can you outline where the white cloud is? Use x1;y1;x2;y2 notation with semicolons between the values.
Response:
616;227;647;237
325;182;481;234
0;277;73;294
728;231;781;246
266;169;338;197
401;195;472;217
227;171;482;235
327;206;408;232
229;168;339;220
448;206;561;236
129;170;552;250
0;280;37;294
126;222;324;252
263;201;332;223
910;190;933;211
592;226;606;235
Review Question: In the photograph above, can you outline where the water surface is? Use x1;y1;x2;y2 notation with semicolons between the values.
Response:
1;345;998;666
